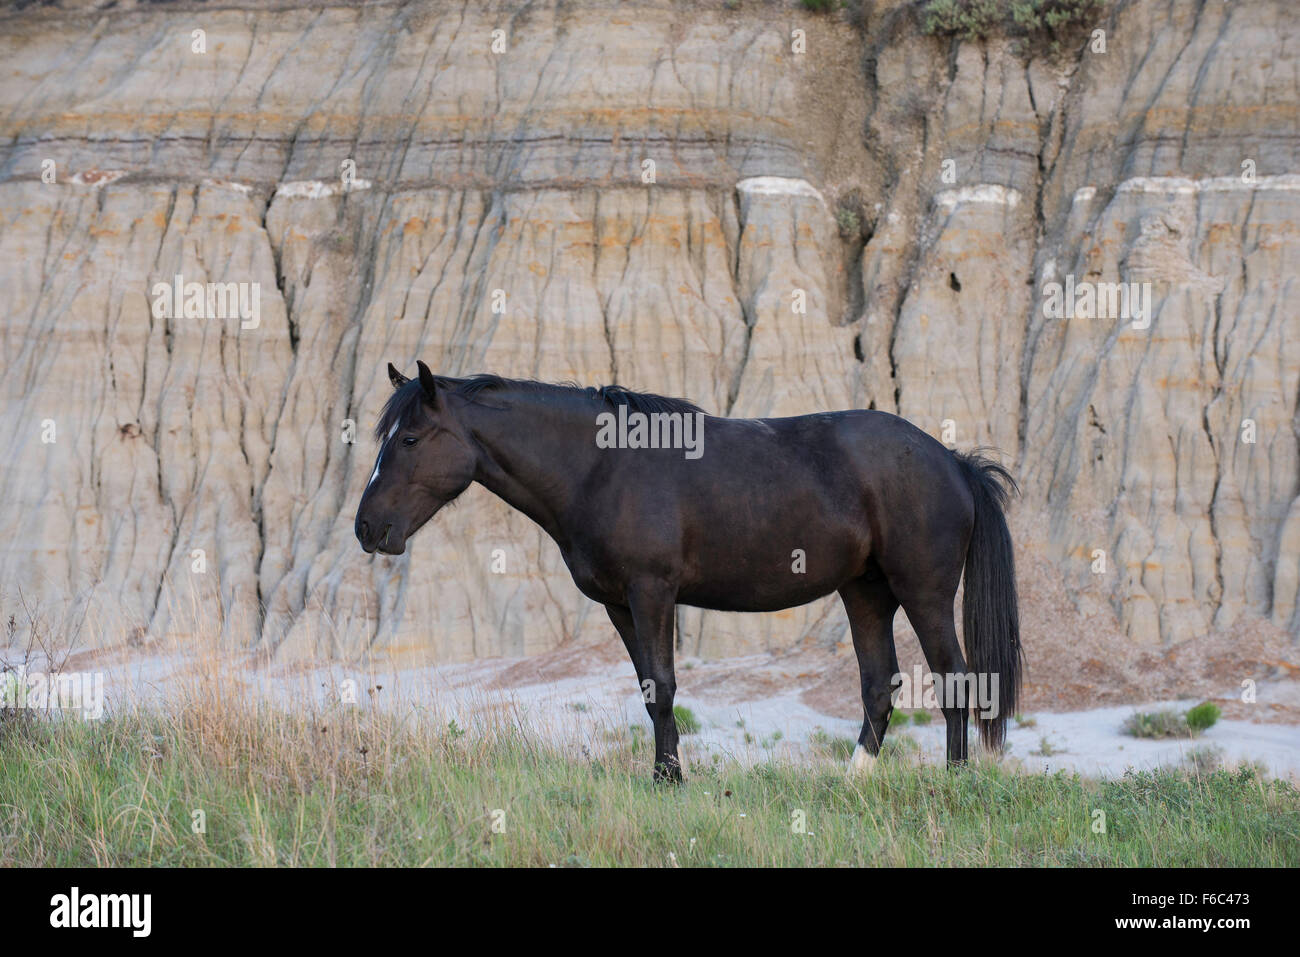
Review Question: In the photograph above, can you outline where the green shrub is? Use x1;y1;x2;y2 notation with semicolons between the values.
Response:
920;0;1105;47
1009;0;1104;32
921;0;1001;39
1123;709;1191;739
835;206;862;241
673;705;701;735
1185;702;1221;733
1125;703;1221;739
800;0;837;12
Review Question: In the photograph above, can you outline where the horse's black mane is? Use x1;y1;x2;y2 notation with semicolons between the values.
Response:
374;373;705;439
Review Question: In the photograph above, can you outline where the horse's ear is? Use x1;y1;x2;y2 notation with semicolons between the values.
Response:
417;360;438;402
388;362;409;389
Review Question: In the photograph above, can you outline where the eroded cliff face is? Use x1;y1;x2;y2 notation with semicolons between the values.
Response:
0;0;1296;665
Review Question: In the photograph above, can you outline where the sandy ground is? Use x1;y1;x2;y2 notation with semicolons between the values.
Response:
45;637;1300;782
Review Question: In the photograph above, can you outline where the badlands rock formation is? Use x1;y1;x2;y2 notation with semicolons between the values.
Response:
0;0;1295;665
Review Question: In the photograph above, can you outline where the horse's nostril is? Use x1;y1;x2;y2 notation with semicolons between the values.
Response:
359;520;370;539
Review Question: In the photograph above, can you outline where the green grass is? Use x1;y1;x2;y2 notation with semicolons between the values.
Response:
881;734;920;758
1031;735;1064;757
808;728;857;761
1184;746;1225;777
1;706;1296;867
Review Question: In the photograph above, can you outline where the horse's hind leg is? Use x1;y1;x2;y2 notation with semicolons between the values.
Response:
890;581;970;766
839;576;900;775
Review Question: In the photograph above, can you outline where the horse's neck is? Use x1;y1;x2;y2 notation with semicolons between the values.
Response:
460;393;593;543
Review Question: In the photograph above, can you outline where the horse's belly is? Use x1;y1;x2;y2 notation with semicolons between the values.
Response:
676;576;844;613
675;539;865;612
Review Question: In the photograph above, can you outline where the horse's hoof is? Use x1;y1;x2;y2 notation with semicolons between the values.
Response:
653;762;684;785
847;743;877;777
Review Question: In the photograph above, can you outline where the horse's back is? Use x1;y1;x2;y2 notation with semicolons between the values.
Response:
706;407;951;479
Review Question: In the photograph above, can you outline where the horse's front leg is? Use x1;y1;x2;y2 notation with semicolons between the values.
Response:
627;580;682;783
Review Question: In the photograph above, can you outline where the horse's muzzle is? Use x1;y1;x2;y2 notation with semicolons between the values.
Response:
355;518;403;555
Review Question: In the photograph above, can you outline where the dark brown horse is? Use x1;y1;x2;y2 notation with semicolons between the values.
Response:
355;362;1022;781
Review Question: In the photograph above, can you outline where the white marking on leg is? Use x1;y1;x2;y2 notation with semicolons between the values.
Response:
849;743;877;776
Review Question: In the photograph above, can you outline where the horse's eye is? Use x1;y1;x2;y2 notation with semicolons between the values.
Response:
402;436;417;447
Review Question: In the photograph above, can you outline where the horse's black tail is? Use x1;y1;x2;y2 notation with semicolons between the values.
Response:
952;449;1022;752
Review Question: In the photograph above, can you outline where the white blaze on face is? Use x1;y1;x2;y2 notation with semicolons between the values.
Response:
367;423;399;489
